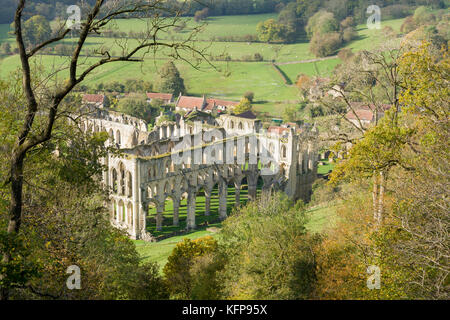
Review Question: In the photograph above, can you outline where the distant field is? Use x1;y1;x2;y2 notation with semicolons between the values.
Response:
111;13;277;40
0;15;406;117
278;58;341;83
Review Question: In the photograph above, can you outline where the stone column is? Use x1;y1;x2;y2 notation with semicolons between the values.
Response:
219;179;228;220
234;182;241;207
173;198;180;227
156;202;164;231
247;171;258;201
204;189;212;216
186;190;197;230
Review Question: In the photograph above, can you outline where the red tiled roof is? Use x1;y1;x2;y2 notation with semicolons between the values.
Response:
204;98;238;111
146;92;173;101
176;96;206;110
267;126;289;135
83;94;105;104
346;109;375;122
350;102;392;111
209;99;238;107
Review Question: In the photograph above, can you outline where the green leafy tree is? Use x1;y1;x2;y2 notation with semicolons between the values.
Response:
116;93;152;123
163;236;218;299
256;19;286;43
217;193;320;300
14;15;52;47
306;11;339;39
233;97;252;114
156;61;186;96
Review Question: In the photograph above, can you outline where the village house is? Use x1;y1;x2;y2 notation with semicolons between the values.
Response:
146;92;174;105
175;94;238;114
82;93;109;108
346;102;392;129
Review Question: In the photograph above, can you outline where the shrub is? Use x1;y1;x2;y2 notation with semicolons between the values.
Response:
401;16;417;34
338;48;354;62
194;8;209;22
306;11;339;39
342;27;357;42
244;91;254;102
217;193;320;300
310;32;342;57
163;236;218;299
340;16;356;29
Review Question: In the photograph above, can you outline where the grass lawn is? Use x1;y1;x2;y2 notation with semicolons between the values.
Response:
317;159;335;175
305;203;339;234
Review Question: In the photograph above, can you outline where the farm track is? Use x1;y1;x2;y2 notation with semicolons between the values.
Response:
275;55;338;65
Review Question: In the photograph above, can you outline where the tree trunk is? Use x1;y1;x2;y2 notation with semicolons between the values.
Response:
377;171;385;225
0;152;25;300
372;173;379;223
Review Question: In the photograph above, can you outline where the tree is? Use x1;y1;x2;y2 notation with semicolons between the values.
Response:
320;42;450;299
0;0;208;300
217;193;320;300
337;48;354;62
0;82;168;299
282;104;302;122
233;97;252;114
310;32;342;57
306;11;339;39
256;19;286;43
1;42;11;55
16;15;51;47
116;93;153;123
155;61;186;96
163;236;218;299
194;8;209;22
243;91;254;102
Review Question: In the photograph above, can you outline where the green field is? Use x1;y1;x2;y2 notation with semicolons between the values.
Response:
0;15;406;117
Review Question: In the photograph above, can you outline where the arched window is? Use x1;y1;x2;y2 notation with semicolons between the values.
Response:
109;129;114;143
112;169;118;193
282;145;287;159
119;163;125;195
116;130;121;146
230;121;235;129
238;122;243;130
165;161;170;174
127;172;133;197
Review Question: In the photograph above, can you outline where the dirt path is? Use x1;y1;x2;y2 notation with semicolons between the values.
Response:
275;55;338;66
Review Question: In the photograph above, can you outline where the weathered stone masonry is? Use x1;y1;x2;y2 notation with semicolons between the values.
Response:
82;108;318;241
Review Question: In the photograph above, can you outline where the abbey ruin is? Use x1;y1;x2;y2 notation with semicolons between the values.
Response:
81;107;319;241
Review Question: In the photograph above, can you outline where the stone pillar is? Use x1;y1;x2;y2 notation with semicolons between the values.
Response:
156;202;164;231
234;183;241;207
204;189;212;216
173;198;180;227
219;179;228;220
247;171;258;201
186;191;196;230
